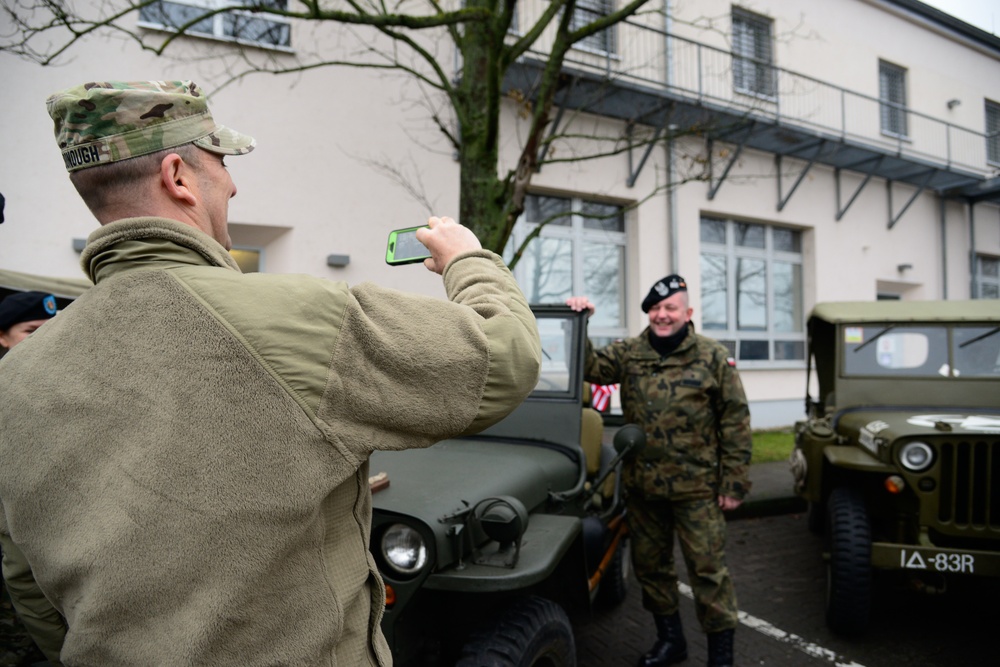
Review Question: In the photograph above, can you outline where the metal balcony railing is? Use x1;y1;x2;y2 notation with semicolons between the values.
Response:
513;14;996;179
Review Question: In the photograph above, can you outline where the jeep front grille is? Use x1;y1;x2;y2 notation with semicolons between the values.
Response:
937;440;1000;531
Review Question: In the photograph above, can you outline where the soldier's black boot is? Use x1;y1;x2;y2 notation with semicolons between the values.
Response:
706;629;734;667
637;612;688;667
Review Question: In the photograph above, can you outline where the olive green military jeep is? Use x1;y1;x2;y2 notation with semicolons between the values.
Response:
369;305;640;666
789;300;1000;636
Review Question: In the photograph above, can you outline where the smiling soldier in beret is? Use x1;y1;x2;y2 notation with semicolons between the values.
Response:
568;276;751;667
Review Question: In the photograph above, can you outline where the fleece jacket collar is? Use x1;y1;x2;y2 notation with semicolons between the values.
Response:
80;217;241;284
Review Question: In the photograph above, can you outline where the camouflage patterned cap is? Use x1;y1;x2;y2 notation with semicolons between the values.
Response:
46;80;256;173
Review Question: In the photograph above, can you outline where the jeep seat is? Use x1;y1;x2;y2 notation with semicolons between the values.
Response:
582;383;616;500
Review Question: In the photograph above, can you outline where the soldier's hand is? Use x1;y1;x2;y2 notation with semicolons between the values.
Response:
566;296;595;316
718;495;742;511
417;216;481;274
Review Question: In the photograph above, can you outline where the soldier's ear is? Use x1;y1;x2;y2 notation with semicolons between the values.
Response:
160;153;198;207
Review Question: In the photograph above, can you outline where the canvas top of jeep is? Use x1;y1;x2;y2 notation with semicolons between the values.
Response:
807;299;1000;417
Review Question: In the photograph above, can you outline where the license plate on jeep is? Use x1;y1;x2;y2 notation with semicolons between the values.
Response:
872;543;1000;577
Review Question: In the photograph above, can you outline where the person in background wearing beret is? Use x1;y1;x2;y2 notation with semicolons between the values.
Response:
0;290;67;665
0;80;540;666
0;291;59;352
567;276;751;667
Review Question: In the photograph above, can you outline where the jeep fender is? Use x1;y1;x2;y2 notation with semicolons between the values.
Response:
423;514;582;593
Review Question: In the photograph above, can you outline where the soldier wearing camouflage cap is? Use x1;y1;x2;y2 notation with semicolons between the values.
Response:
567;277;751;667
0;81;541;665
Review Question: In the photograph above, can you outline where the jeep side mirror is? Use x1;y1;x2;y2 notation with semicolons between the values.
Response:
613;423;645;457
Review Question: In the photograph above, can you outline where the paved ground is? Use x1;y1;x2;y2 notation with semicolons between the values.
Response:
573;509;997;667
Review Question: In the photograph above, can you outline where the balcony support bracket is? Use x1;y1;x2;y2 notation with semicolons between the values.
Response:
536;77;578;171
627;124;664;188
888;169;936;229
706;122;755;200
776;140;826;211
835;156;884;221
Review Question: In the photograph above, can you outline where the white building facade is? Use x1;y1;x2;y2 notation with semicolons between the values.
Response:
1;0;998;427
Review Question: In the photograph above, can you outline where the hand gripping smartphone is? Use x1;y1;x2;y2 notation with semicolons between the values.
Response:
385;225;432;265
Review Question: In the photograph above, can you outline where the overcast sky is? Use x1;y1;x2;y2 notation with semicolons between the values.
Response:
920;0;997;35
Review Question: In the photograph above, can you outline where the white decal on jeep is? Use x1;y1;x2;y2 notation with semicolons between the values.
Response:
865;420;890;434
859;428;878;455
907;414;1000;433
859;420;889;455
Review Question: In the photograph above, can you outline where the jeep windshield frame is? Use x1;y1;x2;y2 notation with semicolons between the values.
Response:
475;305;587;452
842;324;1000;379
806;300;1000;415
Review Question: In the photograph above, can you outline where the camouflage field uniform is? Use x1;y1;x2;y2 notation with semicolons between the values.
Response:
584;324;751;632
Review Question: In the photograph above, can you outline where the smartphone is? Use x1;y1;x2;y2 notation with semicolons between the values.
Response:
385;225;431;265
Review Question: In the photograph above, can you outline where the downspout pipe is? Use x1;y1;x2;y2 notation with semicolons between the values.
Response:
969;201;977;298
939;196;947;299
664;1;679;272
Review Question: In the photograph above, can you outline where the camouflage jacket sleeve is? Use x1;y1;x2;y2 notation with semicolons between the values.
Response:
0;528;66;665
712;348;753;500
583;337;629;386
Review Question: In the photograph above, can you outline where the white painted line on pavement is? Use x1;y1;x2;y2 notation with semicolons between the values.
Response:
678;582;866;667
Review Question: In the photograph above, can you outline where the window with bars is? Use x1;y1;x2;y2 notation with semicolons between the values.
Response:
699;217;805;364
139;0;292;48
977;255;999;299
987;100;1000;166
570;0;616;55
732;7;775;97
879;60;908;138
506;194;627;344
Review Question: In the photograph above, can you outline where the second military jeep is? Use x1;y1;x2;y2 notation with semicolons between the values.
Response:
368;305;640;666
790;300;1000;636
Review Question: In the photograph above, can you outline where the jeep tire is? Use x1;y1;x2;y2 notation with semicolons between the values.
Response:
456;596;576;667
825;487;872;635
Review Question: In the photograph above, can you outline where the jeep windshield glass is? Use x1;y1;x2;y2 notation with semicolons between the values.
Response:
953;326;1000;378
534;315;576;394
843;325;949;377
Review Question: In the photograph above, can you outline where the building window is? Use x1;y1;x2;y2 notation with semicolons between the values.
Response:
732;7;774;97
977;255;999;299
700;217;804;364
879;60;908;138
507;194;627;344
139;0;292;49
570;0;616;55
987;100;1000;166
229;247;262;273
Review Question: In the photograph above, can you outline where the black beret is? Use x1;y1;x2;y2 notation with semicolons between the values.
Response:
641;274;687;313
0;291;59;331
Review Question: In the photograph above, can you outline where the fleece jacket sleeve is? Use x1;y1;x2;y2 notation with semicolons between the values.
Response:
319;250;540;453
0;526;66;665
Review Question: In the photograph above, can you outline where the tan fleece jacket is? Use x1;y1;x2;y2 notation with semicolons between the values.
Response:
0;217;540;666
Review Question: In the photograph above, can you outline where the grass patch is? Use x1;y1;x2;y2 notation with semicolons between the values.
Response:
751;428;795;464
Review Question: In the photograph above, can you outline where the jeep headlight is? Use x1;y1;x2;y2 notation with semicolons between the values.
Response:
381;523;427;576
899;441;934;472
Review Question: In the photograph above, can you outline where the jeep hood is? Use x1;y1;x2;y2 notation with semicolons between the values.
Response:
836;409;1000;442
369;438;581;524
